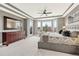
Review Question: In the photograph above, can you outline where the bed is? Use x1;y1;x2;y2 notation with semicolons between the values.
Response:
38;32;79;55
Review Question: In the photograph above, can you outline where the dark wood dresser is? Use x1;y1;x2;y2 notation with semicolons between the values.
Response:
2;31;25;46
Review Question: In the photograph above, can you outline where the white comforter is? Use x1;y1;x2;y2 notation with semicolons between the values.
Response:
47;33;75;45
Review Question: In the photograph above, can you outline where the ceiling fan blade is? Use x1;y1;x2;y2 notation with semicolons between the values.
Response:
38;13;43;14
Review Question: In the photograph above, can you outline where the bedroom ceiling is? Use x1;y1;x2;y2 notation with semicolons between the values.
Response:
0;3;78;20
10;3;72;18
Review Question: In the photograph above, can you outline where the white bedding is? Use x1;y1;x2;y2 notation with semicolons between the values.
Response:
49;32;64;37
47;33;75;45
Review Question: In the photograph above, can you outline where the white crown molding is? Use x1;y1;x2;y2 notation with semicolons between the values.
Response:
6;3;34;19
0;3;34;19
62;3;79;17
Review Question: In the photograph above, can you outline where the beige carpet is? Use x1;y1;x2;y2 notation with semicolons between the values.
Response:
0;36;75;56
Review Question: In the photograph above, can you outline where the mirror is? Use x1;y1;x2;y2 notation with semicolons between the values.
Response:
4;16;21;30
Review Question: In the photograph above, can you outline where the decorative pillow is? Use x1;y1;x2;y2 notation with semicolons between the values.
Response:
62;30;71;37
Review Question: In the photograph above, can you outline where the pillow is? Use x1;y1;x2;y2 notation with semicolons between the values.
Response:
59;30;63;34
62;30;71;37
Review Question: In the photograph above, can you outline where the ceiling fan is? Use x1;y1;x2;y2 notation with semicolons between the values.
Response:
38;9;52;16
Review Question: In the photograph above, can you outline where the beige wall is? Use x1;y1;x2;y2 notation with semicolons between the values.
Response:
57;18;65;32
33;20;37;35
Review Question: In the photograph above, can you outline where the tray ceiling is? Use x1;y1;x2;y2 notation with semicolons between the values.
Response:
11;3;72;18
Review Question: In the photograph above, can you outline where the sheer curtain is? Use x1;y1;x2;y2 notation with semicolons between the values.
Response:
37;19;58;32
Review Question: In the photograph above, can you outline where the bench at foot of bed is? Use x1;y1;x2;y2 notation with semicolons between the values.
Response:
38;41;79;55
